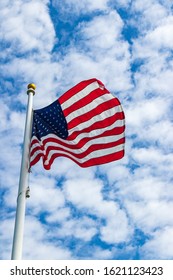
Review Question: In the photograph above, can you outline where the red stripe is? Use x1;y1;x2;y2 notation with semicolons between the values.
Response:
68;99;121;130
59;78;103;104
30;152;44;167
30;139;44;157
42;149;125;170
81;150;125;167
30;124;125;160
40;125;125;150
63;87;109;117
30;115;125;157
31;138;40;145
30;139;41;148
68;112;125;140
43;137;125;164
30;145;44;158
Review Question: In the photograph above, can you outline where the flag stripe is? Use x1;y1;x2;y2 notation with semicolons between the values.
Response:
59;79;103;105
30;118;125;157
30;129;125;166
31;131;125;160
43;143;125;169
68;116;125;141
30;149;125;169
66;96;115;126
62;87;109;117
44;137;125;163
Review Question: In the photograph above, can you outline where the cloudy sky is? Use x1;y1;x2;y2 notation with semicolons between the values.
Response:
0;0;173;260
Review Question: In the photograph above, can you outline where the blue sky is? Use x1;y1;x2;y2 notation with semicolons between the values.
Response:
0;0;173;260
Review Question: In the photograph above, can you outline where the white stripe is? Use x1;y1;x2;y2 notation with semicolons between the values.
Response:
44;144;124;166
30;152;40;164
43;132;124;154
31;96;123;147
61;81;99;110
30;130;124;164
68;105;124;134
68;119;124;144
30;149;44;160
66;93;115;123
30;117;124;154
30;139;42;153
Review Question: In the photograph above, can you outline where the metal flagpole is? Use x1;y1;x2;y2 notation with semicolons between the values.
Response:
11;83;36;260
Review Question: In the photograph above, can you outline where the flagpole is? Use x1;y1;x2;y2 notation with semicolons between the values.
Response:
11;83;36;260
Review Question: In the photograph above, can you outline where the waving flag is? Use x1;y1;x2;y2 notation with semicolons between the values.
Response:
30;78;125;170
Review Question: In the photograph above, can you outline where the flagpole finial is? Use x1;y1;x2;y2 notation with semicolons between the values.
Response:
27;83;36;95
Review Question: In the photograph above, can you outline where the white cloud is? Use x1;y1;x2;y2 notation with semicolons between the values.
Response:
100;212;131;243
132;1;167;21
90;247;114;259
63;178;132;243
144;120;173;149
0;0;55;55
132;147;173;167
64;178;104;210
28;176;65;214
126;200;173;235
0;218;14;259
56;217;97;242
0;0;59;111
46;208;71;223
133;16;173;59
112;0;131;8
146;17;173;49
140;227;173;259
101;164;130;184
125;98;169;131
80;11;123;50
52;0;109;15
0;102;28;208
23;216;72;259
59;11;132;92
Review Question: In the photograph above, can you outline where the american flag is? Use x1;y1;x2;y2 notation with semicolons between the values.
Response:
30;78;125;170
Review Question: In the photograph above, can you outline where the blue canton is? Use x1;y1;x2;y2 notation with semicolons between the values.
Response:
32;100;68;140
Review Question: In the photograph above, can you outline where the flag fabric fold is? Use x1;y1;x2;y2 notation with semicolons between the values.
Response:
30;78;125;170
